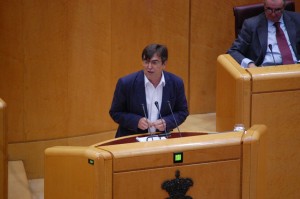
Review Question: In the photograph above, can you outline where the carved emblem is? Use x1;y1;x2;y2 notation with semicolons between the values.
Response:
161;170;194;199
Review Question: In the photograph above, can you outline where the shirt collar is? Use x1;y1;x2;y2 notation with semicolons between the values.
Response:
144;72;166;87
267;15;284;26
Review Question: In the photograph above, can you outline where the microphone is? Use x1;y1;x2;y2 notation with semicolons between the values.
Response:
141;104;152;136
167;100;182;137
154;101;170;138
268;44;277;66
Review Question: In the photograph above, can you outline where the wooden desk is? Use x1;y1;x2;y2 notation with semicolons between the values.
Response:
45;125;266;199
216;54;300;199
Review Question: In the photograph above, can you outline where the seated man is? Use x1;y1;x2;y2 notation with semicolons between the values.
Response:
228;0;300;68
109;44;189;137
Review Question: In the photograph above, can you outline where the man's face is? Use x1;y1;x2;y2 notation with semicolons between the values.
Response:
264;0;284;22
143;53;166;82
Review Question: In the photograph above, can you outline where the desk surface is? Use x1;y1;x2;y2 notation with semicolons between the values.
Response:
97;132;208;146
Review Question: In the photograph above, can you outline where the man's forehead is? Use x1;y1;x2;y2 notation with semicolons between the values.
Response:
148;54;161;61
265;0;284;7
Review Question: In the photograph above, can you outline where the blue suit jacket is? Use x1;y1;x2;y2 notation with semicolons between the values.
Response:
109;70;189;137
228;11;300;66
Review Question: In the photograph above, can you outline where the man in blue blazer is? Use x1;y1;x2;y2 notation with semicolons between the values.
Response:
110;44;189;138
228;0;300;68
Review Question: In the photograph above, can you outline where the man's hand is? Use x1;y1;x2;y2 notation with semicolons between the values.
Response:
248;62;257;68
152;119;166;131
138;117;150;130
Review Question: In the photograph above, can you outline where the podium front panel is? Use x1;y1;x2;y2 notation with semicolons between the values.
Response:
45;127;267;199
252;90;300;199
216;54;300;198
113;158;240;198
100;133;242;198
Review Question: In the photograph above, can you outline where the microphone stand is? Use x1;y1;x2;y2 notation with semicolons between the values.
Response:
269;44;277;66
141;104;161;141
155;101;171;138
167;100;182;137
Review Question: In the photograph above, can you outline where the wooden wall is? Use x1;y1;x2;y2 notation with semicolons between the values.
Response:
0;0;299;178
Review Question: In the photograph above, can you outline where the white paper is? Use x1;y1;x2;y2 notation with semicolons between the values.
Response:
136;136;167;142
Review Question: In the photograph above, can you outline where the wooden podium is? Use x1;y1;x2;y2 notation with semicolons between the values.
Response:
216;54;300;199
45;125;266;199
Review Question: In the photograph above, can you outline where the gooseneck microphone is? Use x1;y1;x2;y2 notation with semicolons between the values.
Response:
154;101;170;138
269;44;277;66
167;100;182;137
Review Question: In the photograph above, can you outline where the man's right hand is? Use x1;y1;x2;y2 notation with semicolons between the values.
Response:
138;117;150;130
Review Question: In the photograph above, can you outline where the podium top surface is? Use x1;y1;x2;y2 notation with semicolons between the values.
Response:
97;132;208;147
89;130;247;172
218;54;300;92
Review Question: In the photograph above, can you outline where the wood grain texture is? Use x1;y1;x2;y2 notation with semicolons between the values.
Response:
216;54;300;198
0;0;290;142
252;91;300;199
44;125;267;199
1;0;297;179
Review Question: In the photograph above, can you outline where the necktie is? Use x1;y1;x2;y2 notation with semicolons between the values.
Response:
274;22;294;65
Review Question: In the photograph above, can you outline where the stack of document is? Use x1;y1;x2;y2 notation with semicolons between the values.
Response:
136;136;167;142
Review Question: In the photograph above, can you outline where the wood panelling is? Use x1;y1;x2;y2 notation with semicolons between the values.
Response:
23;1;113;140
0;0;25;142
110;0;190;104
0;0;190;143
114;160;241;198
189;0;260;113
1;1;114;142
0;0;298;178
216;54;300;198
44;126;267;198
190;1;233;113
8;130;115;179
252;91;300;199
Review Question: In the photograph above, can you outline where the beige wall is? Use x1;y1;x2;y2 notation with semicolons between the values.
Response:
0;0;299;178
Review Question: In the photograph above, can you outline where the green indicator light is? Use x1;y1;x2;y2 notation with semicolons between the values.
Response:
173;152;183;163
175;154;182;161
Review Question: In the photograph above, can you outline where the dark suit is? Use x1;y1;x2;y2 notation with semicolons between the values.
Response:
228;11;300;66
110;70;189;137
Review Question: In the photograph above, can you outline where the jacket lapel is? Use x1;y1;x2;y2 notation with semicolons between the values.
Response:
135;71;148;117
161;72;170;114
283;13;297;58
257;15;268;64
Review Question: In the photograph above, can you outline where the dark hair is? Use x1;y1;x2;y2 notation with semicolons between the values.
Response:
141;44;168;64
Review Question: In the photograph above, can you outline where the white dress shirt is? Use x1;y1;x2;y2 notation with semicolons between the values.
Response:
144;72;165;132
